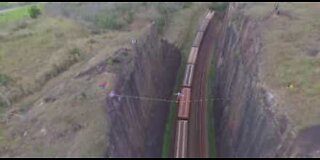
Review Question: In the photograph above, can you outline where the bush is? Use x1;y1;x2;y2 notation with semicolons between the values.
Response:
69;47;81;56
69;47;82;61
0;74;10;86
209;2;228;12
28;5;41;19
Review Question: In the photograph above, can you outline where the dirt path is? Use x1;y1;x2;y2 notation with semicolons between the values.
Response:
0;5;29;14
188;16;215;158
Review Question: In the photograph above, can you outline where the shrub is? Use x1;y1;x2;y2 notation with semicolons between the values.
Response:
0;74;10;86
69;47;81;61
69;47;81;56
28;5;41;19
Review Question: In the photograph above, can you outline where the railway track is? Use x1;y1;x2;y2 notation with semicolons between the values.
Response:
173;10;215;158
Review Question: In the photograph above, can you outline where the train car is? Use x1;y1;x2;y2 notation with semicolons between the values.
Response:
187;47;199;64
178;88;191;120
174;120;188;158
192;31;204;47
182;64;195;87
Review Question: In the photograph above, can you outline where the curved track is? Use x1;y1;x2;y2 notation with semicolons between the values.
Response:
189;15;215;157
173;10;215;158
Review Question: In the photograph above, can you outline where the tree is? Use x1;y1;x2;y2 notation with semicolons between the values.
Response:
29;5;41;19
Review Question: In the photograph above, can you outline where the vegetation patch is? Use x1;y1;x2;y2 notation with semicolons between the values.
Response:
207;53;217;158
94;12;126;30
28;5;41;19
0;4;44;27
154;3;187;34
0;5;29;25
209;2;229;12
0;74;10;86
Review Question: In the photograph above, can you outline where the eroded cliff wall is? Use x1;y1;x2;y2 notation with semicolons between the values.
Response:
211;3;298;158
105;24;181;157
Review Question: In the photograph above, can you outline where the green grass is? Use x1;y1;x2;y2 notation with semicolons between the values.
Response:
0;4;44;25
0;6;29;24
207;53;217;158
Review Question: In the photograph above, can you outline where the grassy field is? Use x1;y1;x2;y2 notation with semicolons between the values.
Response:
245;3;320;131
0;6;29;24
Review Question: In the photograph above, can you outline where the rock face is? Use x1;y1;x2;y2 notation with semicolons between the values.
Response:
105;24;181;157
211;3;298;158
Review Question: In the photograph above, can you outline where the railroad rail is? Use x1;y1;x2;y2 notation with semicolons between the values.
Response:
173;10;215;158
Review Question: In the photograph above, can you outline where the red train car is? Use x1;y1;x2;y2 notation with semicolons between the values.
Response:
174;120;188;158
178;88;191;120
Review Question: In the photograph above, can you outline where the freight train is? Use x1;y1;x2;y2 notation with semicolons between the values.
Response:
174;10;214;158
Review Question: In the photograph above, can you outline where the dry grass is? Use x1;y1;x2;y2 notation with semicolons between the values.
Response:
0;17;90;100
0;29;149;157
0;4;153;156
244;2;320;131
0;33;145;158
